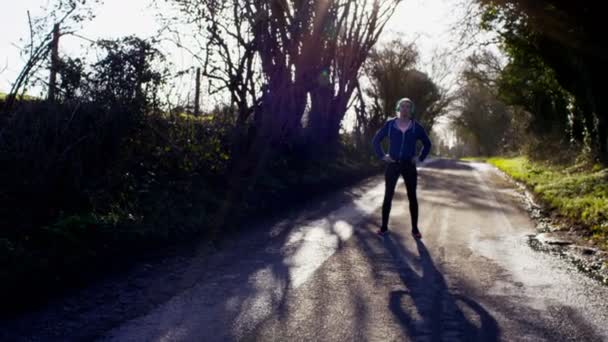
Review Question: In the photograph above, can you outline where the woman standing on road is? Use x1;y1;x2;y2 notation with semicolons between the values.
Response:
371;97;431;238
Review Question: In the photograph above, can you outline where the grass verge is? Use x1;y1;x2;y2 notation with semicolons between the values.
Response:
477;156;608;249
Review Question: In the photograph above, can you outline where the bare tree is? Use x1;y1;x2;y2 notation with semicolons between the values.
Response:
2;0;100;113
450;51;513;156
0;60;8;76
460;50;505;89
166;0;261;125
161;0;402;230
361;39;451;144
304;0;401;149
162;0;400;151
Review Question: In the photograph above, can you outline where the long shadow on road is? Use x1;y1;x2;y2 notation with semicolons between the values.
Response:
418;159;519;215
388;236;499;341
354;221;500;342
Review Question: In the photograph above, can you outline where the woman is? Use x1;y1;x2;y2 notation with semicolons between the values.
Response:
371;97;431;238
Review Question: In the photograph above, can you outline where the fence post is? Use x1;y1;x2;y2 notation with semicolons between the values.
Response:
48;23;60;102
194;67;201;116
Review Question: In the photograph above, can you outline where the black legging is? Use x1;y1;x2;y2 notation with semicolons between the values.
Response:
381;161;418;231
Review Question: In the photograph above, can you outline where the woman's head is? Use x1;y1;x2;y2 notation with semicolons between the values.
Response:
395;97;415;119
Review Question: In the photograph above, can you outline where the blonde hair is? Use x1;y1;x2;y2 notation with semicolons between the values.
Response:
395;97;415;115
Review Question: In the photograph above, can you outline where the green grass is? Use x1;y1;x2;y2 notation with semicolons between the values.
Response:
486;157;608;248
460;157;489;162
0;91;39;101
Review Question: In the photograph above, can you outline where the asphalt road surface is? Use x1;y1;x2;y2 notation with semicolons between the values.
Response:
3;158;608;341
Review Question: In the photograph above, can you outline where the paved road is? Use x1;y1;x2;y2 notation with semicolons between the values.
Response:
4;159;608;341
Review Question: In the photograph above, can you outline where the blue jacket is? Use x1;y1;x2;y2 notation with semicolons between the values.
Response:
372;118;432;162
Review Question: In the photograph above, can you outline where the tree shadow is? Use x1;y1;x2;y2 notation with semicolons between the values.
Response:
3;163;604;341
0;177;383;341
94;177;388;341
417;161;519;215
423;158;475;171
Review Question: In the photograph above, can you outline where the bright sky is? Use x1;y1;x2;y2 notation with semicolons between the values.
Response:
0;0;484;91
0;0;494;143
0;0;161;95
384;0;470;82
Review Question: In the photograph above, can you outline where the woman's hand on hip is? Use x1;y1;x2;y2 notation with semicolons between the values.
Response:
383;155;395;163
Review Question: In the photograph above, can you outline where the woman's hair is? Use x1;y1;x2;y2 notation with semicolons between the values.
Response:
395;97;415;115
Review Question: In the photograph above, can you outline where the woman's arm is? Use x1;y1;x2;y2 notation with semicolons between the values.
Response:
372;122;389;159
